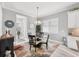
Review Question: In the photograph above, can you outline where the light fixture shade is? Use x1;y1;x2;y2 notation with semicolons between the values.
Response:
35;20;41;25
35;7;41;25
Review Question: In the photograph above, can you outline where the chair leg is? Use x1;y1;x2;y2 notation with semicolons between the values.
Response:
30;45;31;51
35;47;36;52
46;43;48;49
10;51;14;57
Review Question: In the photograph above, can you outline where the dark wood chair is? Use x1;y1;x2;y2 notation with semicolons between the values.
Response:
28;35;36;51
0;37;14;57
36;32;44;38
28;35;42;52
41;34;49;49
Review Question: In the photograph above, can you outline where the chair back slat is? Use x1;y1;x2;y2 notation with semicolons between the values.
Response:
46;34;49;43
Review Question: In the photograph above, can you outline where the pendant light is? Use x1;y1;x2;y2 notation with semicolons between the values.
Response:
36;7;41;25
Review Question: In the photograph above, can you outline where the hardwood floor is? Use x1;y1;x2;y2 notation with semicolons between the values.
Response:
51;45;79;57
6;40;79;57
14;41;60;57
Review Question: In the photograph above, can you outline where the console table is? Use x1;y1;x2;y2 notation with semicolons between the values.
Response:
0;37;14;57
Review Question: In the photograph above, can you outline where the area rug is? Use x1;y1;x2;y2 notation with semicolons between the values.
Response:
15;42;60;57
6;41;60;57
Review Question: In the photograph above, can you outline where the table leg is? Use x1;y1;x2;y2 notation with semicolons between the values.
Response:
10;45;14;57
35;47;36;52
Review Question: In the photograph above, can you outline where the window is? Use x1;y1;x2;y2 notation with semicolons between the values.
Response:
42;18;59;34
68;9;79;28
42;20;49;33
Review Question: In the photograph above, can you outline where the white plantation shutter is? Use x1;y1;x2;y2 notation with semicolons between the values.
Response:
68;9;79;28
42;20;49;33
42;18;59;34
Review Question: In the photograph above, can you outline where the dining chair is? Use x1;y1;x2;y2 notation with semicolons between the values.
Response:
41;33;49;49
28;35;35;51
28;35;42;52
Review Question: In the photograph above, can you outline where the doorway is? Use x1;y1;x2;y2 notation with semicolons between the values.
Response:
16;14;28;42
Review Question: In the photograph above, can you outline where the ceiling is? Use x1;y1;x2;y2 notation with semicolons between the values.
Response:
2;2;77;18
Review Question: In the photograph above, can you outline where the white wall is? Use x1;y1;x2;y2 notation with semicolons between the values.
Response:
0;4;2;36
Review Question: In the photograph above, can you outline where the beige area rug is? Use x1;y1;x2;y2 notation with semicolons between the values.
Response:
15;42;60;57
